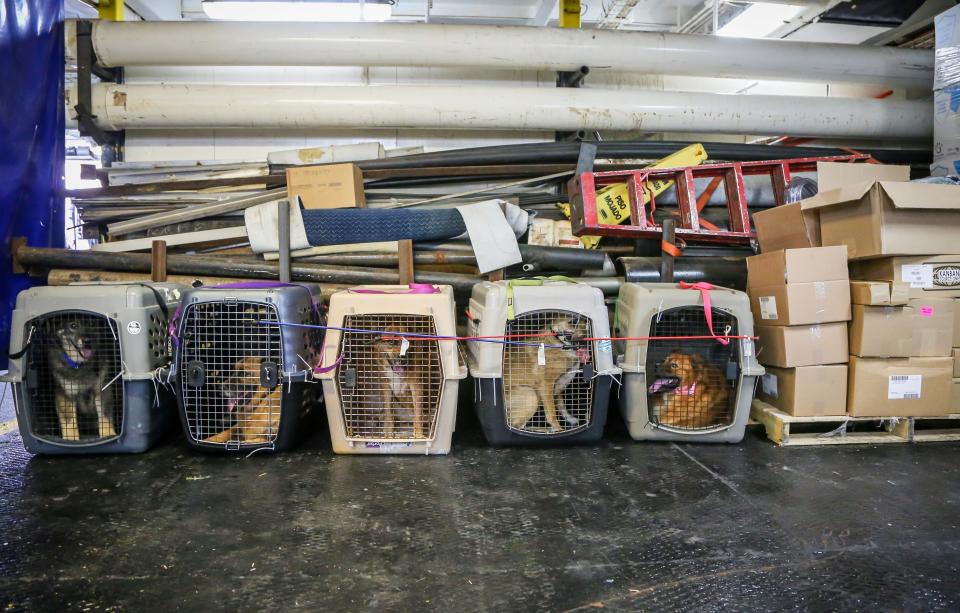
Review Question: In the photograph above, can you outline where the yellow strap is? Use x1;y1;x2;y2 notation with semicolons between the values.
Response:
505;277;578;320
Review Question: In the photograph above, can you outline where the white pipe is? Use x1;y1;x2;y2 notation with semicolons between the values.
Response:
68;83;932;139
80;21;933;88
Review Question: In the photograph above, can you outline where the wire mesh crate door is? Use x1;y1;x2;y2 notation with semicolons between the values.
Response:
25;311;123;443
180;301;284;446
502;310;594;435
337;314;444;441
645;307;740;431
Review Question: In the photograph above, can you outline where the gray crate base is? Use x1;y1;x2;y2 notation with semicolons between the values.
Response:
473;376;612;447
14;380;175;455
619;372;754;443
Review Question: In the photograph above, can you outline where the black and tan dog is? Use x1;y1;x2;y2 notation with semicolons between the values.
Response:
48;319;115;440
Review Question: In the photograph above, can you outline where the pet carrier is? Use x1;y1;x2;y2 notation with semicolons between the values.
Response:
316;284;466;455
615;282;764;443
466;279;620;446
170;282;324;452
6;283;185;454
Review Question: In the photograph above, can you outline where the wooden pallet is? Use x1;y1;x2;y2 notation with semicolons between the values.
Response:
751;400;909;447
891;414;960;443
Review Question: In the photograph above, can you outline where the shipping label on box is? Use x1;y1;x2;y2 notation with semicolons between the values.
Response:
887;374;922;400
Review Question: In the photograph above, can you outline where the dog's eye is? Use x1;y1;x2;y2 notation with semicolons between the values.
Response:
671;362;679;369
68;322;79;331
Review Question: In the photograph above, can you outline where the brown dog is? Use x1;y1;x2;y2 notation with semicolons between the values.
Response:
205;356;281;445
648;350;730;429
503;315;589;432
362;325;428;438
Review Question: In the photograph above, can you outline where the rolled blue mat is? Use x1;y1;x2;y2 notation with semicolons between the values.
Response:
301;208;466;246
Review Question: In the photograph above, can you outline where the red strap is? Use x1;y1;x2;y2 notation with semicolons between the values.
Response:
661;241;683;257
679;281;730;345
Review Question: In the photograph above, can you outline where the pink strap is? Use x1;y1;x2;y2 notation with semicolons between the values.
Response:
675;382;697;396
679;281;730;346
312;344;344;375
348;283;439;295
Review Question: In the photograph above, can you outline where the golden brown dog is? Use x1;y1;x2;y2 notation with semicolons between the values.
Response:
363;325;428;438
649;350;730;429
503;315;589;432
205;356;281;445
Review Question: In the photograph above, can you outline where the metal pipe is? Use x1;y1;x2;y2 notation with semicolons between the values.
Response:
418;242;610;270
69;83;931;139
79;21;933;88
278;199;291;283
17;247;481;292
618;257;747;290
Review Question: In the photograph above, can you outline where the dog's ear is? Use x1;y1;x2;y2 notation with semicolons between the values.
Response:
689;353;706;368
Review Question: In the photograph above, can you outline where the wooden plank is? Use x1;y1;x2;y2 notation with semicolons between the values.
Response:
750;400;910;446
151;240;167;282
94;227;248;253
398;239;414;285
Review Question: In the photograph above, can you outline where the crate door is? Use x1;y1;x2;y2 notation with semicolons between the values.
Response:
24;311;123;444
179;301;284;447
645;306;739;431
502;310;594;435
337;314;444;441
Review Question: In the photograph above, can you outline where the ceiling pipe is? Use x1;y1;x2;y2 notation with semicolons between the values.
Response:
71;20;933;88
67;83;931;139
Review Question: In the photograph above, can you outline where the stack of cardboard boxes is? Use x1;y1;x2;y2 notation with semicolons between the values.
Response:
752;162;960;418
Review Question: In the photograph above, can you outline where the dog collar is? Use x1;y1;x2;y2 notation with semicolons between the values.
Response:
675;383;697;396
391;364;406;374
62;352;81;370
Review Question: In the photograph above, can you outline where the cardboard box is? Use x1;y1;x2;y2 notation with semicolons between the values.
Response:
800;163;960;260
953;348;960;377
757;365;847;416
955;299;960;347
847;356;953;417
849;281;910;306
909;298;956;357
286;163;365;210
752;201;821;253
850;255;960;299
849;305;914;358
953;378;960;412
935;3;960;90
746;246;847;289
749;280;850;326
755;323;848;368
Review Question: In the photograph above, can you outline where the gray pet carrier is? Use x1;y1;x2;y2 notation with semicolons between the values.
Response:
170;282;323;452
6;283;185;454
615;283;763;443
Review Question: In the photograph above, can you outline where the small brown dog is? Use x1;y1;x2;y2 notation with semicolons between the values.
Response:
648;350;730;429
364;325;427;438
205;356;281;445
503;315;589;432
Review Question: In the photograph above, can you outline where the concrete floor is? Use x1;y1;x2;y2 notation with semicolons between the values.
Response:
1;384;959;611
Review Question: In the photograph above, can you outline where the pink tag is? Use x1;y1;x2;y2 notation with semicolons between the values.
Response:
920;306;934;317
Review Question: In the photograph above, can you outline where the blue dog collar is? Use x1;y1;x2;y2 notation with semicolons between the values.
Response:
62;352;81;370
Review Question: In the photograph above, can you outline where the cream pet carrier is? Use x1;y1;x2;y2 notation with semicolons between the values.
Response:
466;279;620;446
615;282;763;443
6;283;185;454
317;284;466;455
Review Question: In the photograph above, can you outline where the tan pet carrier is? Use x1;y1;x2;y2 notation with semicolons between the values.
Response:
615;282;763;443
466;279;620;446
317;284;466;455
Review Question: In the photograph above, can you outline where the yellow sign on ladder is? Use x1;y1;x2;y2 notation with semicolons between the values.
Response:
558;143;709;249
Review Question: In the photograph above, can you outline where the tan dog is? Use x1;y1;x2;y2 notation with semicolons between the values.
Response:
205;356;281;445
649;350;730;429
363;325;427;438
503;315;589;432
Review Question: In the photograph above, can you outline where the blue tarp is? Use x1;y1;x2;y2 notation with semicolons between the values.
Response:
0;0;64;368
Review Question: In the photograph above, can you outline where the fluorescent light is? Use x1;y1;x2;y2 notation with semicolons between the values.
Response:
202;1;392;22
717;3;803;39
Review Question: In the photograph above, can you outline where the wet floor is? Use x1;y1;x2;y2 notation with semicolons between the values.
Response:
1;386;959;611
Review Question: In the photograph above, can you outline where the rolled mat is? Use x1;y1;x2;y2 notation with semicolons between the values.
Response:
301;208;466;246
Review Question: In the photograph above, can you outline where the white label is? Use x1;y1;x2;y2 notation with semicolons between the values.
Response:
537;343;546;366
742;339;754;357
759;296;779;320
399;337;410;357
364;442;413;450
901;264;934;289
761;373;779;398
887;374;922;400
126;321;142;335
597;339;612;354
